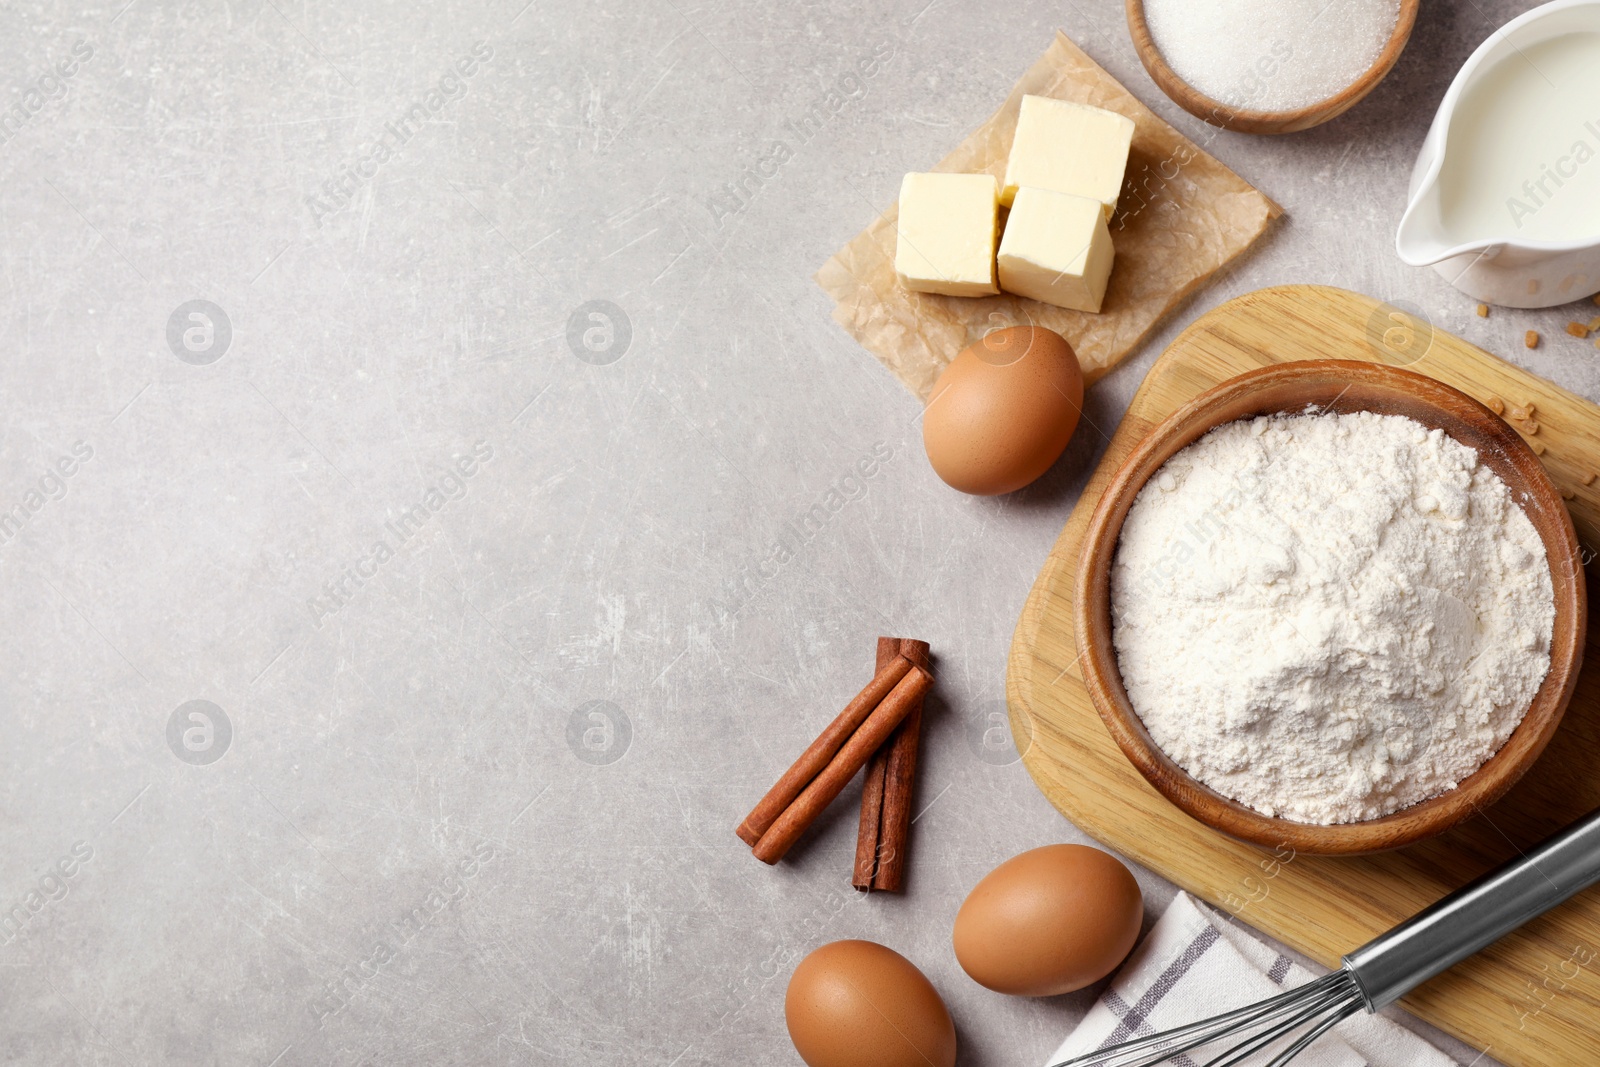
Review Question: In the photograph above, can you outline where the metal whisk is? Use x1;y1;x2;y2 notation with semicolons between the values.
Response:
1052;805;1600;1067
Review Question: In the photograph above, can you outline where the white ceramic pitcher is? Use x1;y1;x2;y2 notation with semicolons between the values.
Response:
1396;0;1600;308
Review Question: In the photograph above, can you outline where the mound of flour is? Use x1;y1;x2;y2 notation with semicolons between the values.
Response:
1111;410;1554;825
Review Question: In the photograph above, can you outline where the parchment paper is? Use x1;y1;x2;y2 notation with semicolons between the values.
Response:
816;31;1283;400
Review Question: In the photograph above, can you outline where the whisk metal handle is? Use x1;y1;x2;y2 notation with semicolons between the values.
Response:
1342;806;1600;1010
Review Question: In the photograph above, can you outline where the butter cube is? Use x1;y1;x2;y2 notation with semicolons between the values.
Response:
997;186;1115;313
1002;95;1134;219
894;172;1000;298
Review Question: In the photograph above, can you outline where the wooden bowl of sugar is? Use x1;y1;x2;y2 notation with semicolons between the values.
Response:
1074;361;1586;855
1126;0;1419;134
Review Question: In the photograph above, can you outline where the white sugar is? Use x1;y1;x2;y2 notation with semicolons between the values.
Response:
1144;0;1401;111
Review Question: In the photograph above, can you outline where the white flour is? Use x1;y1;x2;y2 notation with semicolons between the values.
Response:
1111;410;1555;825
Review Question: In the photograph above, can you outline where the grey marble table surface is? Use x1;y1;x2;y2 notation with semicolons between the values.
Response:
1;1;1589;1064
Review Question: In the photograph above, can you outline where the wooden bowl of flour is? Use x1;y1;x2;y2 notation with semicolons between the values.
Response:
1075;360;1585;855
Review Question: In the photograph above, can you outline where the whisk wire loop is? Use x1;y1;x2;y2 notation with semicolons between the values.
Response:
1049;968;1363;1067
1051;807;1600;1067
1199;981;1359;1067
1262;1000;1364;1067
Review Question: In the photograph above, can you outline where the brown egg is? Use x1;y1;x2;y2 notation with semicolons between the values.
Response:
922;325;1084;495
784;940;957;1067
953;844;1142;996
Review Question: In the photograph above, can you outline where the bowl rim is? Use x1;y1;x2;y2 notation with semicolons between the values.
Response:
1124;0;1420;134
1073;359;1587;855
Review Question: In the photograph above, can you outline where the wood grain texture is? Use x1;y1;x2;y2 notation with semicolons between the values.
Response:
1125;0;1418;135
1006;285;1600;1066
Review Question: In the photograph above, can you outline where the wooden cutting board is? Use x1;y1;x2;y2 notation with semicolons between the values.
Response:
1007;285;1600;1067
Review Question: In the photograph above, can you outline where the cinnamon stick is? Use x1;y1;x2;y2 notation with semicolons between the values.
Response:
735;654;913;846
856;637;931;892
852;639;898;889
752;665;933;864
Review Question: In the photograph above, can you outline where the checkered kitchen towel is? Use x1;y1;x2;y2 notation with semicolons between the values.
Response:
1047;893;1461;1067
